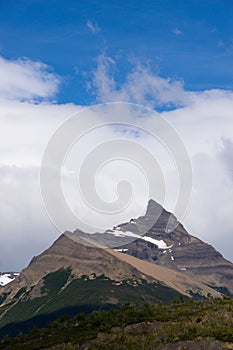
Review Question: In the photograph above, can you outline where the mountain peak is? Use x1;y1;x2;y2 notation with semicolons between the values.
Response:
145;199;163;217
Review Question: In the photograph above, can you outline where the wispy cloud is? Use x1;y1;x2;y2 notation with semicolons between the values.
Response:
0;56;60;101
87;20;100;34
172;28;183;36
91;54;187;108
91;54;233;111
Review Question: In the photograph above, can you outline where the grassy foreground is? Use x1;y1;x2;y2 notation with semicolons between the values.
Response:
0;297;233;349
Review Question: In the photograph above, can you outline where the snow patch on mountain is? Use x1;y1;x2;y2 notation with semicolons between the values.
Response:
0;272;19;286
114;248;129;252
111;230;172;249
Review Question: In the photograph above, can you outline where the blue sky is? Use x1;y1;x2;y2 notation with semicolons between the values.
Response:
0;0;232;105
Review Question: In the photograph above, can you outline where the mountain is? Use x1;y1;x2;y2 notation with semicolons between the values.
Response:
0;273;19;287
0;234;220;336
0;199;232;336
117;199;233;296
71;199;233;296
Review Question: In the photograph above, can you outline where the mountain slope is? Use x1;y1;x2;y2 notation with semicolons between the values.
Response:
0;234;184;335
0;233;222;336
0;232;221;308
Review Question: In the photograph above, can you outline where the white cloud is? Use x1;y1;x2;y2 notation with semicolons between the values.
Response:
0;56;60;101
92;54;188;108
87;20;100;34
0;99;80;270
161;94;233;261
92;54;233;111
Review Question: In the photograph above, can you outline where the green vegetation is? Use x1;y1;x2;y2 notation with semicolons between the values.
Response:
42;268;72;293
0;292;9;306
0;297;232;349
13;287;27;299
0;269;181;335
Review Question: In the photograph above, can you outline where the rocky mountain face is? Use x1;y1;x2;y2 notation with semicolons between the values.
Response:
71;199;233;295
0;199;232;336
120;200;233;295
